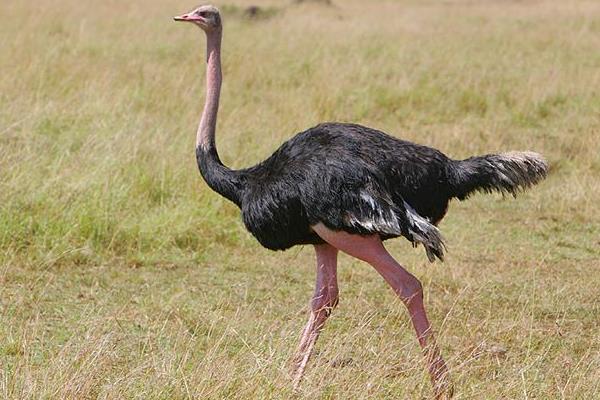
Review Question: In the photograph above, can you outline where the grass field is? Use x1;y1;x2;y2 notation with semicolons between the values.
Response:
1;0;599;398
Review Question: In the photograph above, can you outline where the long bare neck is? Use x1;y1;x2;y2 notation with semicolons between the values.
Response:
197;30;222;150
195;28;243;206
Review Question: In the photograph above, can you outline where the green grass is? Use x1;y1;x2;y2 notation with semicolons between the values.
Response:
1;0;599;398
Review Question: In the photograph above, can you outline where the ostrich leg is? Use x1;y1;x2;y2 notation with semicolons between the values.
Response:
312;224;453;399
291;243;339;390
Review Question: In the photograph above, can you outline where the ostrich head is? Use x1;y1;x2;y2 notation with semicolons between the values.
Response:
174;5;222;32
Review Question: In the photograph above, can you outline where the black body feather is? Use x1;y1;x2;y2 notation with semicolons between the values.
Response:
196;123;548;261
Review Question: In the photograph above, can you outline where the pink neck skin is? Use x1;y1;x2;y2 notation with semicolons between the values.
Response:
197;28;222;151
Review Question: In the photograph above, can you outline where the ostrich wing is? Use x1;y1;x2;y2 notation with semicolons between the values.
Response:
305;177;445;262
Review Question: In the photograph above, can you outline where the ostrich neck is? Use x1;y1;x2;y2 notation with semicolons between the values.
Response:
198;30;222;150
195;28;243;206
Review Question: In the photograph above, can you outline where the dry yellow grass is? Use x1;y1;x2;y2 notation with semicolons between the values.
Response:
1;0;599;398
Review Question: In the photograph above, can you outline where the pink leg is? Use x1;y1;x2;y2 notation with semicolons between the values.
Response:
291;243;339;390
312;224;453;399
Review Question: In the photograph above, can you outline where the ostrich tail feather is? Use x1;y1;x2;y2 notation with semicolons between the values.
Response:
449;151;548;200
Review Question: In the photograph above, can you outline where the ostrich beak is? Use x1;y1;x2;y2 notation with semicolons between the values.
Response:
173;12;203;22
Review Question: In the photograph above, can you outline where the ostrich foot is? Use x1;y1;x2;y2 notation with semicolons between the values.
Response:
430;356;454;399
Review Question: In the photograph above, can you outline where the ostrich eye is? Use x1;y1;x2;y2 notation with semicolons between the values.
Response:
197;11;209;17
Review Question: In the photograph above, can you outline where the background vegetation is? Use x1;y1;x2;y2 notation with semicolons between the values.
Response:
1;0;599;398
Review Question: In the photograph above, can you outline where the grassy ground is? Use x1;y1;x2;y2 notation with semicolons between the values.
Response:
1;0;599;398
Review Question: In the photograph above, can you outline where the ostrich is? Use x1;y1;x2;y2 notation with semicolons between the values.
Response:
174;5;548;398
